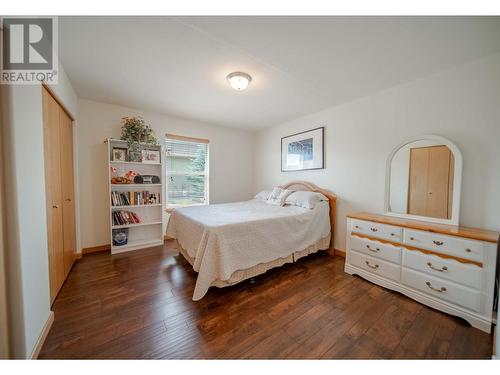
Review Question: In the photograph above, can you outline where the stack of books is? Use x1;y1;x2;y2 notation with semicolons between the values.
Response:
111;191;160;206
112;211;141;226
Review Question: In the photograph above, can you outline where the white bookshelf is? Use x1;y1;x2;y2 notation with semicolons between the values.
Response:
107;138;165;254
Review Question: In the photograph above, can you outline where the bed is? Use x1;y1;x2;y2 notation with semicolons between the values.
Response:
166;181;337;300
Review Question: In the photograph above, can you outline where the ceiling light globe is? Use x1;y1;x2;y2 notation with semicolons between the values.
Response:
227;72;252;91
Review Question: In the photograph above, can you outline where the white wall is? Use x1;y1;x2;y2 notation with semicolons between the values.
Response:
254;53;500;252
0;62;78;358
77;99;255;249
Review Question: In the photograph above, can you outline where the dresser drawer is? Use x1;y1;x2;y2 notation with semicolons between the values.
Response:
350;250;400;282
351;219;402;242
402;249;482;290
401;268;481;312
351;234;401;264
404;229;484;263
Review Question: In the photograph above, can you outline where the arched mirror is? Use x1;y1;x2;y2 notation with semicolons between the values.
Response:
385;135;462;225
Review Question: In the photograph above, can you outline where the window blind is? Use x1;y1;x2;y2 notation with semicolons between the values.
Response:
166;138;209;206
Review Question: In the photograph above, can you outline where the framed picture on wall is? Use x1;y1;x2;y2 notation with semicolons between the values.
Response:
281;127;324;171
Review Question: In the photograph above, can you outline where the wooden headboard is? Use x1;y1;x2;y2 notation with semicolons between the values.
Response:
280;181;337;248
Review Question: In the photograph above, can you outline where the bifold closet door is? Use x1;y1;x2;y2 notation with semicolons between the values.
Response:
60;107;76;278
42;86;76;303
407;147;429;217
407;145;453;220
42;87;65;303
426;146;453;219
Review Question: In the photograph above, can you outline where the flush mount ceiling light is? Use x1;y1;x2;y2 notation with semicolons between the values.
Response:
226;72;252;91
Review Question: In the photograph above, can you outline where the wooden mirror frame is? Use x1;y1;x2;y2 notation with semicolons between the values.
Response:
384;135;463;226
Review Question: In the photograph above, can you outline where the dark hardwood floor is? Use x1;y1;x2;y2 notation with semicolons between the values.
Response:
39;241;493;359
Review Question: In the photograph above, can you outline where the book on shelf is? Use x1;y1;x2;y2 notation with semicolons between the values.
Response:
111;191;161;206
112;210;142;226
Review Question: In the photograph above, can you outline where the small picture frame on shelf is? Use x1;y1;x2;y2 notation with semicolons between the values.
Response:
112;147;128;161
141;149;161;164
128;150;143;162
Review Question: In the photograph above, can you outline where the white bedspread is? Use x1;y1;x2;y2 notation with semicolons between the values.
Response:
166;199;331;300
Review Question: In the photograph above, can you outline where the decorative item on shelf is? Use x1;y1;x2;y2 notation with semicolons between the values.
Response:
110;166;129;184
112;228;129;246
125;170;138;181
111;176;131;184
133;174;161;184
120;116;158;159
112;147;128;161
110;170;138;185
141;149;161;164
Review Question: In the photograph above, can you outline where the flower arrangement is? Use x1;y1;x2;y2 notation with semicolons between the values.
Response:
120;116;158;154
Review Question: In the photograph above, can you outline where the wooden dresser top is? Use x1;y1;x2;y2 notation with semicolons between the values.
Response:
347;212;500;243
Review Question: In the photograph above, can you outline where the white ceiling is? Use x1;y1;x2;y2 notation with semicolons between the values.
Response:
59;16;500;130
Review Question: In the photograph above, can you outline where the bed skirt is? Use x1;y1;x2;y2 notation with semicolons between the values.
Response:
177;232;331;290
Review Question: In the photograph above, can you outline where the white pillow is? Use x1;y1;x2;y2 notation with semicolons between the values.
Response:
285;190;328;209
266;187;295;206
254;190;272;201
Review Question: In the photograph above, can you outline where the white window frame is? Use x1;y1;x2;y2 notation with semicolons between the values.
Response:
165;135;210;208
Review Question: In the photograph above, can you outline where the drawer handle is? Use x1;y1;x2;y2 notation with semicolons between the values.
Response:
426;281;447;293
354;225;360;229
370;227;378;232
465;248;472;253
366;245;380;252
390;233;395;236
427;262;448;272
433;240;444;246
409;237;415;241
365;261;379;269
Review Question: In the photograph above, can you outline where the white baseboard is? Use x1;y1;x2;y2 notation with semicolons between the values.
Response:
29;311;54;359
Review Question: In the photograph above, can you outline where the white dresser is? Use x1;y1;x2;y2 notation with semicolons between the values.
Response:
344;213;499;333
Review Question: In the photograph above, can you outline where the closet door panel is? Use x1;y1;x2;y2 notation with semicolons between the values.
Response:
42;87;65;303
426;146;452;219
407;147;429;216
60;108;76;278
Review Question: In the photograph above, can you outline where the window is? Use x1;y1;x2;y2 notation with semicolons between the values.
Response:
166;135;209;207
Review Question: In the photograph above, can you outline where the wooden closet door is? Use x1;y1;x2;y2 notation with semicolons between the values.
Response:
407;145;452;220
426;146;452;219
407;147;429;217
60;109;76;278
42;87;65;303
